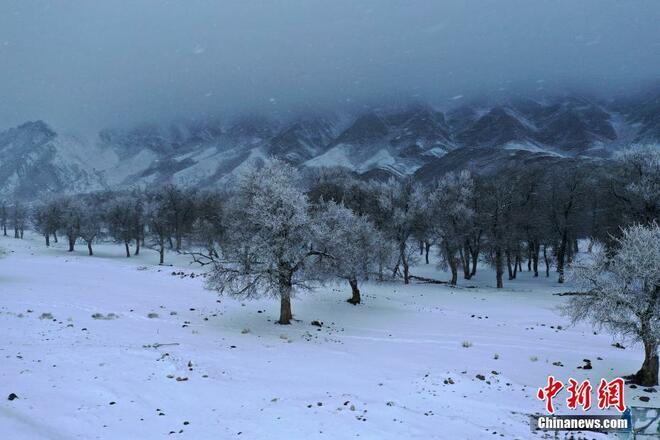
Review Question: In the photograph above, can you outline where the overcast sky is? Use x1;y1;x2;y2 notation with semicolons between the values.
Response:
1;0;659;132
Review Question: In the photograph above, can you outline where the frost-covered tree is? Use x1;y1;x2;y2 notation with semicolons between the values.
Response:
11;202;27;239
306;166;358;205
564;223;660;386
130;191;145;256
107;196;139;257
428;171;474;285
162;185;196;252
613;145;660;225
145;189;172;265
191;190;225;258
374;177;423;284
316;201;382;304
79;205;103;256
1;201;8;236
206;160;331;325
59;198;84;252
32;200;63;246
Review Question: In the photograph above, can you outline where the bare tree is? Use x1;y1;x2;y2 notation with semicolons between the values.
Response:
162;185;196;252
546;166;586;283
481;176;514;288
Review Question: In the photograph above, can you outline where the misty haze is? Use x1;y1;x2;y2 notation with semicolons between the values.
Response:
0;2;659;439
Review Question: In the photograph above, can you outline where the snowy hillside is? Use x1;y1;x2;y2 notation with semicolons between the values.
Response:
1;234;656;439
0;121;108;199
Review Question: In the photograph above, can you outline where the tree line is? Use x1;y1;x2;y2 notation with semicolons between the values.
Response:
0;146;656;296
0;145;658;384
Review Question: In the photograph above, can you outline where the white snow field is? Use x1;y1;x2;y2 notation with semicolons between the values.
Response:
0;234;657;439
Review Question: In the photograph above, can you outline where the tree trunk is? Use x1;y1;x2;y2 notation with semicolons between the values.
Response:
45;234;50;247
495;247;504;288
425;241;431;265
124;241;130;258
543;245;550;277
391;260;400;279
470;246;479;277
87;241;93;256
68;236;75;252
134;236;140;256
347;277;361;305
557;231;568;283
2;224;6;236
400;241;410;284
633;339;659;386
460;244;471;280
53;231;58;243
159;243;165;265
513;253;519;279
532;241;539;277
506;251;514;280
278;279;293;325
402;260;410;284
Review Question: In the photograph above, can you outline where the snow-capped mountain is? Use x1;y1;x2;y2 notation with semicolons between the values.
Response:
305;106;454;176
1;92;659;200
266;116;340;165
0;121;108;199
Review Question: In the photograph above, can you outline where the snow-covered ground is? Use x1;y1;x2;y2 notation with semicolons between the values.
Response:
0;234;656;439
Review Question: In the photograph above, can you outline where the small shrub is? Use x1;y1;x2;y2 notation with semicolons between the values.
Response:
461;341;473;348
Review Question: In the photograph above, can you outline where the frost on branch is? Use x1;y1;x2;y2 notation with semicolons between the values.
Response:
564;222;660;386
205;160;330;325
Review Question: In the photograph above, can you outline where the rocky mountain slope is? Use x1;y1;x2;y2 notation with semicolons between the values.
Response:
1;92;658;200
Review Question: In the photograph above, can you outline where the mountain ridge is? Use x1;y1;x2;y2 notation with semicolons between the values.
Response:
1;92;659;200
